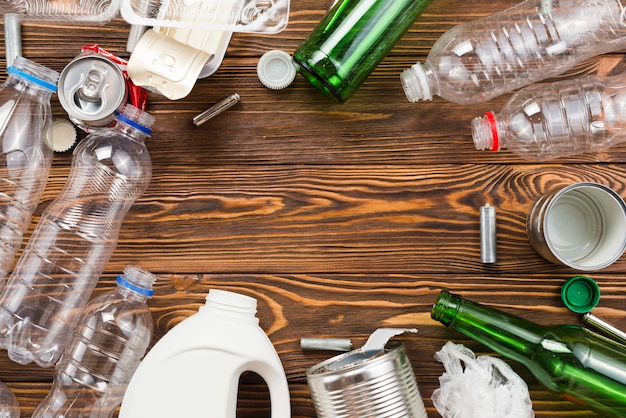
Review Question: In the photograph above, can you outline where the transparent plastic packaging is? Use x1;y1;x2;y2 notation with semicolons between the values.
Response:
401;0;626;105
0;380;19;418
32;265;156;418
0;0;120;22
0;105;154;368
119;289;291;418
472;72;626;160
0;56;58;284
120;0;289;33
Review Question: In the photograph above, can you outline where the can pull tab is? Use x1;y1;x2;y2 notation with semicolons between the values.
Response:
72;66;110;114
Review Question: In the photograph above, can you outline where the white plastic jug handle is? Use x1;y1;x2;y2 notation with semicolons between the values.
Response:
251;361;291;418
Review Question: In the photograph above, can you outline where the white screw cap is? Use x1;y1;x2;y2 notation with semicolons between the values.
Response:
257;50;297;90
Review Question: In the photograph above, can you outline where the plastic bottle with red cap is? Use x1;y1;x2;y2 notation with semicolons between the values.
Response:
471;72;626;160
401;0;626;105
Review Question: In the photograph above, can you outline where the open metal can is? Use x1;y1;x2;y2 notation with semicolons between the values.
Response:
306;343;428;418
58;52;127;131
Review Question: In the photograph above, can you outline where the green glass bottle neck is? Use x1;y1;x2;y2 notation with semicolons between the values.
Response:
432;290;543;362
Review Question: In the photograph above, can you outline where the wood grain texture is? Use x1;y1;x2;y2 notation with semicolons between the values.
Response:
2;0;626;417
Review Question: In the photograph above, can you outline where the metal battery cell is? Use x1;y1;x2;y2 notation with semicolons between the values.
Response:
58;54;128;131
480;204;497;263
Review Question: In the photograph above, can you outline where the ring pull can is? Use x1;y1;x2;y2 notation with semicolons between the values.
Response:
58;51;128;132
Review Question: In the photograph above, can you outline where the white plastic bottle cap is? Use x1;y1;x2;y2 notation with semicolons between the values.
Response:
257;50;297;90
47;119;78;152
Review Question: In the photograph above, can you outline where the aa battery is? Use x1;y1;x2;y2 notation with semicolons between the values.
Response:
480;204;497;263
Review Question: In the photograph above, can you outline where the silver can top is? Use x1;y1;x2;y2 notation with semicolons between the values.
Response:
58;54;127;127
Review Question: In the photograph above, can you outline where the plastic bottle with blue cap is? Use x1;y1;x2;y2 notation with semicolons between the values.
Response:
0;56;59;284
32;265;156;418
0;104;154;368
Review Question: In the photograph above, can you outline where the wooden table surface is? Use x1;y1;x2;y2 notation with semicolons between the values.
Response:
3;0;626;416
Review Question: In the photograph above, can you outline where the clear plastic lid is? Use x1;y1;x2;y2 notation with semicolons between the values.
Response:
120;0;289;33
0;0;121;22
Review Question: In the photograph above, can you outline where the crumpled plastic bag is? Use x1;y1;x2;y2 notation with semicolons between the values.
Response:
432;341;535;418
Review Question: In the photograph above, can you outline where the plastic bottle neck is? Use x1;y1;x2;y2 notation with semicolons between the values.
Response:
401;61;439;102
472;111;502;151
432;290;543;360
6;57;59;99
113;105;154;142
116;265;156;302
200;289;259;323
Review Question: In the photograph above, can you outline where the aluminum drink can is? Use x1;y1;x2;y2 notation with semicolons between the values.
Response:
58;53;127;131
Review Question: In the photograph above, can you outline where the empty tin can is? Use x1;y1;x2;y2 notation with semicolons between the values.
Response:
58;53;127;131
306;343;427;418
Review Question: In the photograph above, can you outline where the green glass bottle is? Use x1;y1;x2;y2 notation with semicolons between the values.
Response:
292;0;434;103
431;289;626;417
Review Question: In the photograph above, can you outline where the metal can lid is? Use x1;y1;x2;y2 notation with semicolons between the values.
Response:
58;54;127;123
561;276;601;313
257;50;297;90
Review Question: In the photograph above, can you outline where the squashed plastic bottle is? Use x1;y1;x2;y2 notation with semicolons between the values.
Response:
472;72;626;160
0;380;19;418
32;265;156;418
401;0;626;105
0;56;58;283
0;104;154;368
118;289;291;418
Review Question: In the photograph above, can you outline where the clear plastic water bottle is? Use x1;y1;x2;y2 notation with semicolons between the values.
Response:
0;57;58;283
32;265;156;418
472;73;626;160
0;380;19;418
401;0;626;105
0;104;154;368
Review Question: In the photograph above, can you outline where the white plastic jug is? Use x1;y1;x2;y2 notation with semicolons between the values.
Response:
119;289;291;418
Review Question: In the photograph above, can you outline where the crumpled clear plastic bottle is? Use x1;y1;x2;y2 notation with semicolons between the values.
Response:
0;380;19;418
401;0;626;105
0;104;154;368
471;72;626;160
32;265;156;418
0;56;58;283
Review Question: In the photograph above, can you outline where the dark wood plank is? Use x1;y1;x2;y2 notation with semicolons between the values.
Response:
2;0;626;416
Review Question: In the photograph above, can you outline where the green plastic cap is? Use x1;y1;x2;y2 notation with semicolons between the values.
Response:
561;276;600;313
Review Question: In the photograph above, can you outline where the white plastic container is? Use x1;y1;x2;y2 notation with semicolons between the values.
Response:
119;289;291;418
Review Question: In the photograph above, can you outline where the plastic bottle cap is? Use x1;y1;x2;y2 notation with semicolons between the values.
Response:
47;119;78;152
257;50;297;90
561;276;600;313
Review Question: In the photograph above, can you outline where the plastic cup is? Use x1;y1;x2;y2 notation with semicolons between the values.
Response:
526;182;626;270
